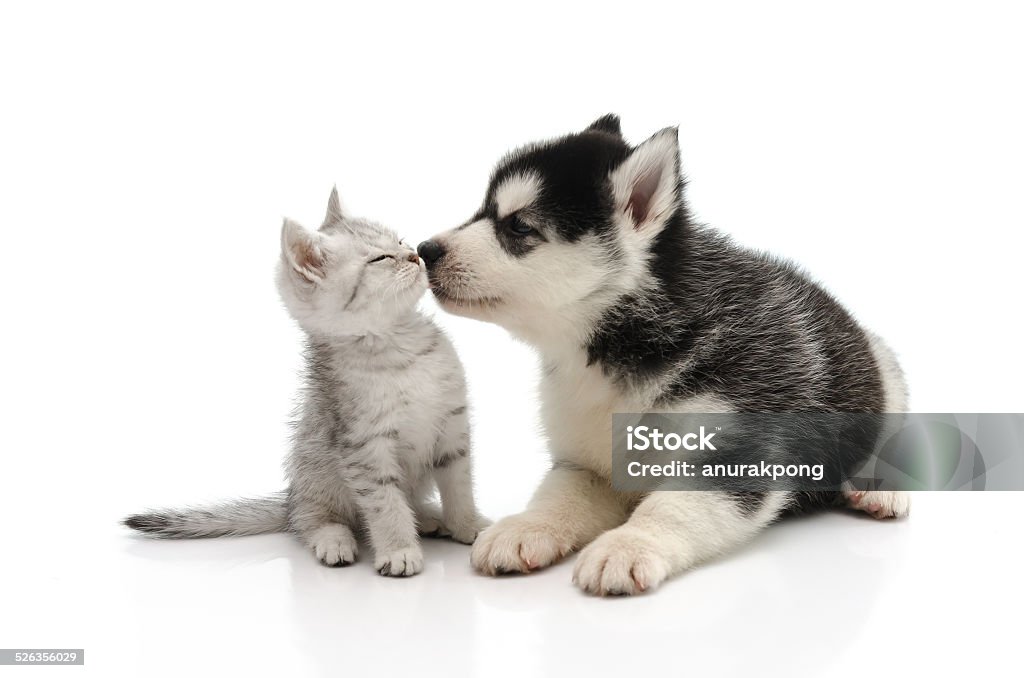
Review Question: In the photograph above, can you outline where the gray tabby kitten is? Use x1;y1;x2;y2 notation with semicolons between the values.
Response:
125;189;487;577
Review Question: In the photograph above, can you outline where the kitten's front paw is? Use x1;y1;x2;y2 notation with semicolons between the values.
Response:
375;546;424;577
572;527;670;596
418;504;490;544
470;514;572;575
418;512;451;538
310;523;358;567
447;515;492;545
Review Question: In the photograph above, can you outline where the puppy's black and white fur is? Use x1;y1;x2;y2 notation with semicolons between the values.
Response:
419;115;909;596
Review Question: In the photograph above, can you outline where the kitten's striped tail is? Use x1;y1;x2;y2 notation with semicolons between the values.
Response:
123;492;289;539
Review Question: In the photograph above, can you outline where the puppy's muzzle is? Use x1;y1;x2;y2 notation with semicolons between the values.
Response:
417;239;446;268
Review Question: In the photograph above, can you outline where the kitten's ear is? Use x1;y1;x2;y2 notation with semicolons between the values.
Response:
609;126;681;237
320;185;345;229
585;114;622;137
281;218;327;283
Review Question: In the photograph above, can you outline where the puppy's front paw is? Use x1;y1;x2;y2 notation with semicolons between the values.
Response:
310;523;358;567
470;514;572;575
844;490;911;519
375;546;424;577
573;527;670;596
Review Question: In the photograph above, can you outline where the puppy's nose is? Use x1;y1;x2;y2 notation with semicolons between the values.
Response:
417;240;445;267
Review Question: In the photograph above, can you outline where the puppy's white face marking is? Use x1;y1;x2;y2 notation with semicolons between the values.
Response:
494;171;542;219
426;127;682;347
426;166;631;346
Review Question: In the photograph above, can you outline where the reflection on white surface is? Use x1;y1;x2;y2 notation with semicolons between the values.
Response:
61;495;986;678
0;493;1019;677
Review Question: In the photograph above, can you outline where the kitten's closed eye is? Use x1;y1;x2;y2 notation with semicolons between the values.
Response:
369;254;394;263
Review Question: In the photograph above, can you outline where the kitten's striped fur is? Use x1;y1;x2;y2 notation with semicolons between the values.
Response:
125;189;486;576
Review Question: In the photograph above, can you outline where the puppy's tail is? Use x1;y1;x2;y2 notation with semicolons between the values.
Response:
123;492;289;539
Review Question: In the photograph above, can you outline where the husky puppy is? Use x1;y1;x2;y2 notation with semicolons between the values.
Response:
418;115;910;595
126;189;487;577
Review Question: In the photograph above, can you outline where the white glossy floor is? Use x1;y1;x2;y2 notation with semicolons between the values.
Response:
3;493;1019;677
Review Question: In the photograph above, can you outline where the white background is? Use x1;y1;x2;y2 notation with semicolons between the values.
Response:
1;1;1022;676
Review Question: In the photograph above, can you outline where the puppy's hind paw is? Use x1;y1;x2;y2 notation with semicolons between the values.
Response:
844;490;911;519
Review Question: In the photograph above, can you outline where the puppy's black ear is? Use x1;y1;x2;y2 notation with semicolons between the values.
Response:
585;114;622;137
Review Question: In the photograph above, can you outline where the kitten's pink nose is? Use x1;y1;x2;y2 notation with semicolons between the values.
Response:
407;252;421;264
